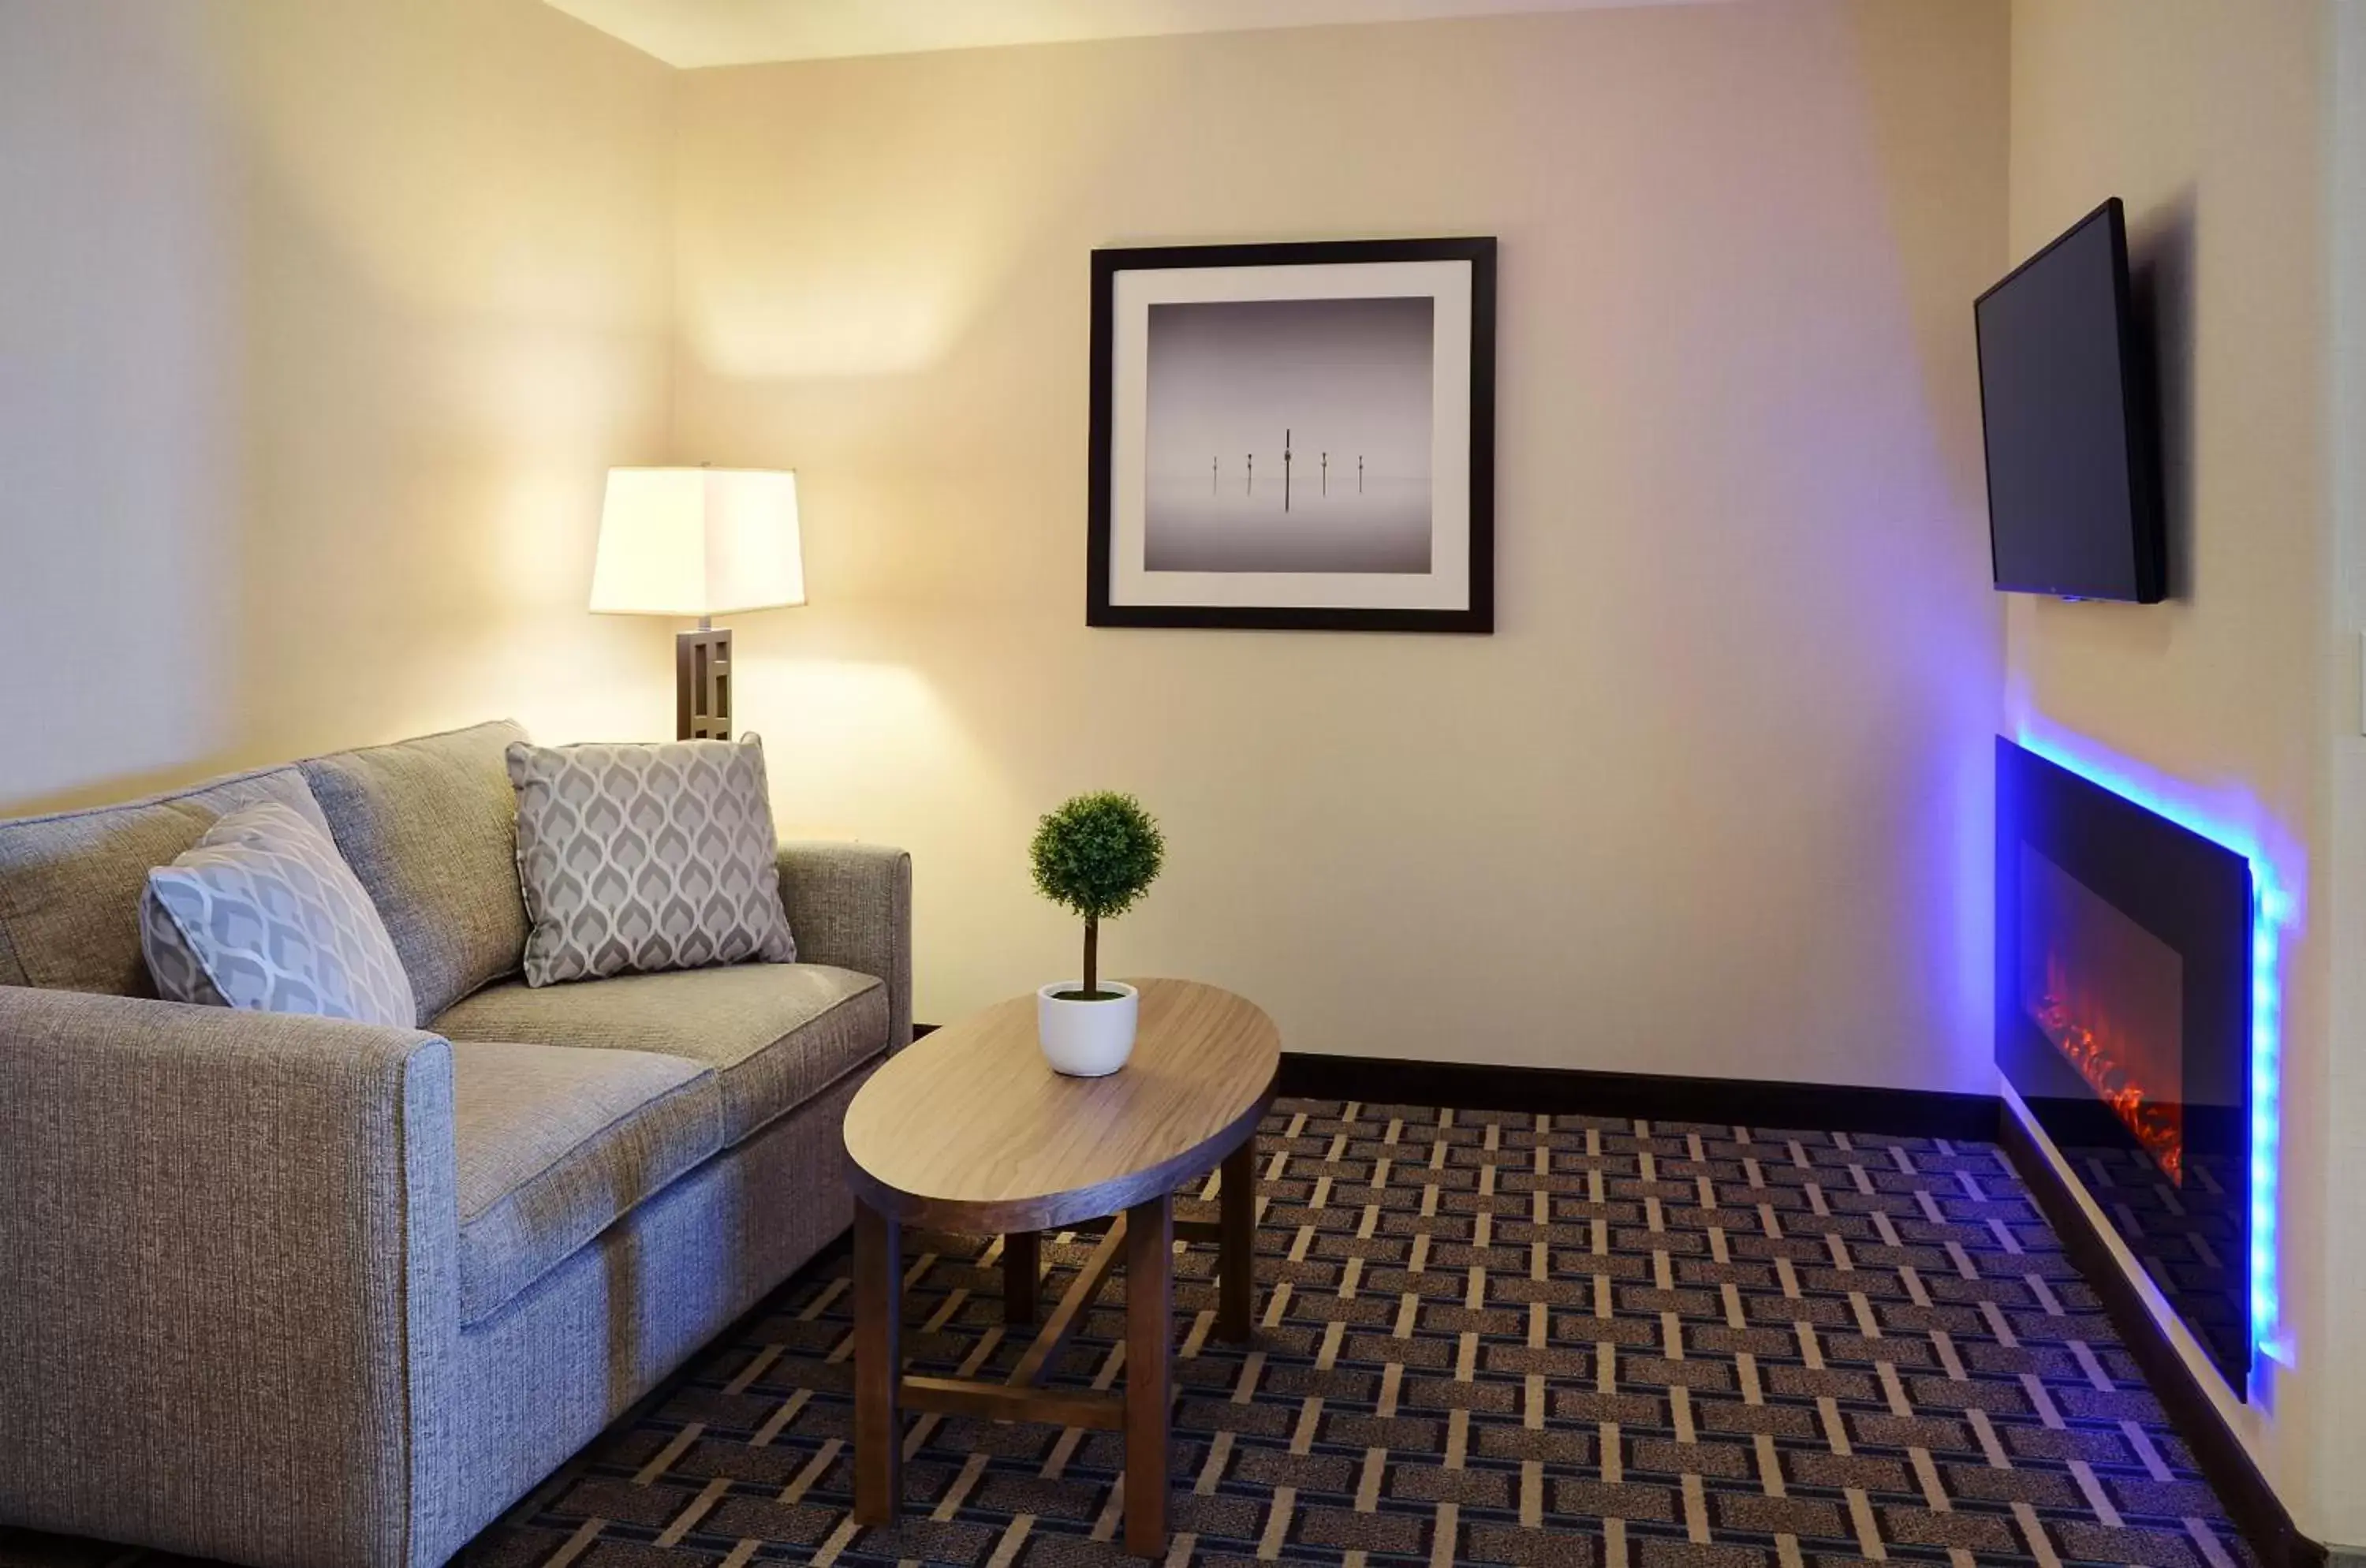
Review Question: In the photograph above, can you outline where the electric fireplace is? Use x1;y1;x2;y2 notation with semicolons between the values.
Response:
1995;737;2252;1391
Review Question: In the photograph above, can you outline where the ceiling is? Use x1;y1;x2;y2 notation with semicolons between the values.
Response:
541;0;1722;69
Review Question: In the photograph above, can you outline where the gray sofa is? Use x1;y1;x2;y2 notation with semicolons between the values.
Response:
0;721;912;1568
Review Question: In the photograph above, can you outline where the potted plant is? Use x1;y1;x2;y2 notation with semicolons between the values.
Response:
1029;790;1165;1076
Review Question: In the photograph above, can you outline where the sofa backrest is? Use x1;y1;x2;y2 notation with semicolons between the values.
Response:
0;767;333;996
298;720;529;1025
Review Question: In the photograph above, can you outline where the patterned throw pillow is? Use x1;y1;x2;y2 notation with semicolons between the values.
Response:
140;802;420;1028
506;736;797;988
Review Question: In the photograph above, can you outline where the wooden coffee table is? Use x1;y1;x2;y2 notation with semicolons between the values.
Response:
841;978;1280;1555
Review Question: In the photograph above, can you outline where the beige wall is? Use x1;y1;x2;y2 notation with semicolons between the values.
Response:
2004;0;2345;1540
0;0;677;815
671;1;2010;1089
2329;6;2366;1543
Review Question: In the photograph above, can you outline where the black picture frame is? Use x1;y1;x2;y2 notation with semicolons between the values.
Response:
1087;237;1497;633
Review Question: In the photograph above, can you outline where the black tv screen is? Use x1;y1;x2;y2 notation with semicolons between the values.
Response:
1976;197;2164;602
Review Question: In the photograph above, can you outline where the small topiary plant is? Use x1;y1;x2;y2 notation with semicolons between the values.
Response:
1030;791;1165;1001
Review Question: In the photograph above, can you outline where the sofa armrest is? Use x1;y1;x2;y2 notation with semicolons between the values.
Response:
0;987;459;1568
778;841;912;1054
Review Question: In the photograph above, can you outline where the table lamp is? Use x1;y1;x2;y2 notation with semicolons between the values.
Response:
590;467;804;740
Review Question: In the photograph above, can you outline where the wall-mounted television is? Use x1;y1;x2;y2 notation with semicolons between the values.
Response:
1975;197;2165;603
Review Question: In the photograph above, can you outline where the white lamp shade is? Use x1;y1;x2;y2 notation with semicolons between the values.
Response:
590;468;805;617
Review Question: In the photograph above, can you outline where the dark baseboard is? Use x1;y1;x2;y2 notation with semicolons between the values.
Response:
1274;1051;2001;1141
912;1023;938;1040
1995;1108;2323;1568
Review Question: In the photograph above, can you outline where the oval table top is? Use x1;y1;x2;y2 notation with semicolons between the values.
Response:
842;978;1280;1232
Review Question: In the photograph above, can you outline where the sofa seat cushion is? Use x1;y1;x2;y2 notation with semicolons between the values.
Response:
451;1040;722;1325
434;963;887;1146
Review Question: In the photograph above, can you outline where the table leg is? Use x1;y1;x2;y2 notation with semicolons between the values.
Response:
1218;1133;1258;1342
1125;1191;1174;1556
1004;1229;1040;1326
853;1198;902;1525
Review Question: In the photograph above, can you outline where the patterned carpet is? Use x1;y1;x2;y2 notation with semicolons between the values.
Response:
0;1097;2253;1568
447;1097;2252;1568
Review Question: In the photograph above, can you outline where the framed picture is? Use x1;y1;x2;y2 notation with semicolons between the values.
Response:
1088;237;1496;633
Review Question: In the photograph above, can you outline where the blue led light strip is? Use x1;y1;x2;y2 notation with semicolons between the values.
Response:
2011;723;2286;1360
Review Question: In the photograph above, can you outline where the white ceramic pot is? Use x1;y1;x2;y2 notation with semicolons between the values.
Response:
1036;980;1139;1077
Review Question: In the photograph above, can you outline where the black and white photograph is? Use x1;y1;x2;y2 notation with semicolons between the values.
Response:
1143;296;1435;576
1088;238;1495;632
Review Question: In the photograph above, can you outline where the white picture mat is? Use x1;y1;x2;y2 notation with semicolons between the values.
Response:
1108;259;1474;611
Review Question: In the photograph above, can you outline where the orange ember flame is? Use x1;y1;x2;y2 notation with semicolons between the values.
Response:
2032;953;2183;1184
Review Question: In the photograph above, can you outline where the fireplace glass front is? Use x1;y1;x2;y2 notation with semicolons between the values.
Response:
1995;738;2252;1391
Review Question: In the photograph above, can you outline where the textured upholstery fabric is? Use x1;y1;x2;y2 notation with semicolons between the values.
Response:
142;803;419;1028
434;962;886;1145
0;766;330;996
135;885;229;1006
443;1066;873;1550
0;986;457;1568
776;840;914;1057
506;737;795;987
300;721;530;1025
0;812;909;1568
449;1040;721;1325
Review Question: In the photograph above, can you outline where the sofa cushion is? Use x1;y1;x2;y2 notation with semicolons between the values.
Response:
506;736;797;987
450;1039;722;1325
0;765;331;996
434;963;886;1146
300;721;530;1025
141;802;418;1027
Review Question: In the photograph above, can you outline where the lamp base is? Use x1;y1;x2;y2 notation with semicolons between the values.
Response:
676;623;732;740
